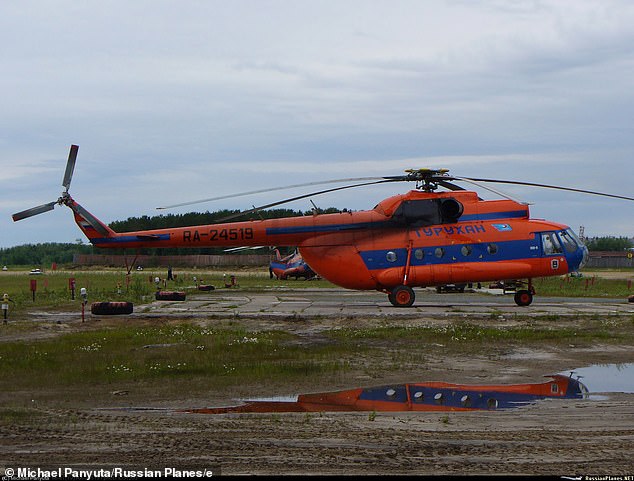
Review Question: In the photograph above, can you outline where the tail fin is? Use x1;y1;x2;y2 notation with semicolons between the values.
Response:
67;198;117;242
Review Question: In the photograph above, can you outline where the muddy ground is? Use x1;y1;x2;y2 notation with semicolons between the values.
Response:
1;287;634;476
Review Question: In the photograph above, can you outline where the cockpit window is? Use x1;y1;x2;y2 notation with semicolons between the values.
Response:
558;230;578;253
541;232;563;255
566;228;584;246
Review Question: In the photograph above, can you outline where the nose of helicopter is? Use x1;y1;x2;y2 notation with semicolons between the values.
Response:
579;244;589;269
565;242;589;273
572;244;589;271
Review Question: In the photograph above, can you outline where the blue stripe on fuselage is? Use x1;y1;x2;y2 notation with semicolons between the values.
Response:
459;210;527;222
359;238;539;271
357;380;583;410
89;234;171;245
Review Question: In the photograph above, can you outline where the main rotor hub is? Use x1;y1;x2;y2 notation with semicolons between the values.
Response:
404;169;451;192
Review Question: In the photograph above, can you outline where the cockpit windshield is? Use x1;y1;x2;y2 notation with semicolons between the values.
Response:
566;228;583;246
558;229;579;254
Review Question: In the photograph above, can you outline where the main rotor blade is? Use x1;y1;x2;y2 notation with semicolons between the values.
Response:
451;177;527;204
156;176;393;210
436;179;466;191
12;201;57;222
62;144;79;192
217;179;397;222
456;176;634;202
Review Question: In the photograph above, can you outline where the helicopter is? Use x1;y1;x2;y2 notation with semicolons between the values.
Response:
269;248;316;280
224;245;316;280
12;145;634;307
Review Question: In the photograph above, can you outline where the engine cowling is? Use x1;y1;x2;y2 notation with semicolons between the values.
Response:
390;198;463;226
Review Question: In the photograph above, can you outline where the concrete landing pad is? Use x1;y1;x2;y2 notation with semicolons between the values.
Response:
142;287;634;318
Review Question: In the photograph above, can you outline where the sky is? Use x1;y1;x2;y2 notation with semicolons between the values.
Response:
1;0;633;248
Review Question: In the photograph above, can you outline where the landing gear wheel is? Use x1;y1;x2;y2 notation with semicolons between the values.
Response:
389;285;415;308
514;290;533;307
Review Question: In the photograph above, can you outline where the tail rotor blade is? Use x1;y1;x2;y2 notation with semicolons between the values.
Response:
12;201;57;222
62;144;79;192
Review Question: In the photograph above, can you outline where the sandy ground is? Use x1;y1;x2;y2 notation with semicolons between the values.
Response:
2;286;634;476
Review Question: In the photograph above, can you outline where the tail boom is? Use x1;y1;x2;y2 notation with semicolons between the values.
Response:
80;209;377;250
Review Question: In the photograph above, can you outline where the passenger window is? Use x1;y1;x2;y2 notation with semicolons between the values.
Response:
542;232;563;255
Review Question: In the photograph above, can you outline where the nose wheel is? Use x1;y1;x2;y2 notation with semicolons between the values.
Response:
514;289;533;306
388;285;415;307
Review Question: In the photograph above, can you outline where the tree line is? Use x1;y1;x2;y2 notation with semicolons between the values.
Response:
0;242;93;266
585;236;633;252
1;207;343;265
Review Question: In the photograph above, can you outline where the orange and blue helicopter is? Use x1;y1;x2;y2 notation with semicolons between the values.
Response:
12;145;634;307
187;373;588;414
269;248;316;280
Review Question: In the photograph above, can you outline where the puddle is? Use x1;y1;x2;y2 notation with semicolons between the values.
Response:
560;363;634;395
186;374;588;414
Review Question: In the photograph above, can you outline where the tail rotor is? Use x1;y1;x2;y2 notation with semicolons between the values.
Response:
12;144;80;222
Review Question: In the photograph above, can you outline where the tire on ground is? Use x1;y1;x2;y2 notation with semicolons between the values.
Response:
90;301;134;315
155;291;186;301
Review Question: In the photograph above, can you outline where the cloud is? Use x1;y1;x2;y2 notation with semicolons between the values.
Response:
1;1;633;246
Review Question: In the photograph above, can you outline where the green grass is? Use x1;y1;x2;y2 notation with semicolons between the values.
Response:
0;407;44;423
2;314;633;404
0;324;354;391
4;318;631;398
534;275;632;298
0;270;156;312
328;319;632;346
0;268;335;316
